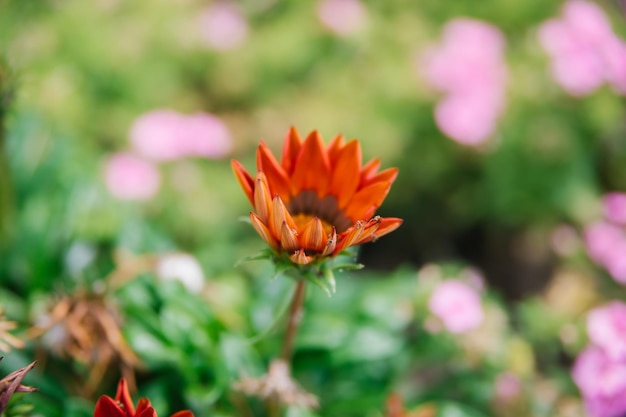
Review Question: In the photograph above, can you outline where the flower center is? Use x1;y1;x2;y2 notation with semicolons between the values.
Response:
287;190;352;233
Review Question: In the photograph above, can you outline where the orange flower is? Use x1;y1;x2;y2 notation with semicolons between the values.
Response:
232;127;402;265
94;378;193;417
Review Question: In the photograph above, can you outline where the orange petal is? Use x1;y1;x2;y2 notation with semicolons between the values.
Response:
136;399;156;417
371;217;403;241
322;227;337;256
254;171;272;223
281;126;302;176
353;217;382;245
250;212;279;250
359;158;381;185
290;131;330;197
280;222;300;252
231;159;255;206
290;249;312;265
299;217;327;252
94;396;126;417
333;221;365;254
268;195;296;238
257;143;291;202
360;167;398;188
328;140;362;209
114;378;135;415
327;134;345;166
344;181;392;221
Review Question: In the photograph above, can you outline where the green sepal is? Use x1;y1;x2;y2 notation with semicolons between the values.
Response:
331;263;364;272
303;271;332;297
234;248;276;267
322;265;337;294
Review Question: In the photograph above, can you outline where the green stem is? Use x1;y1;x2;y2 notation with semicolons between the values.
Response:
280;280;306;362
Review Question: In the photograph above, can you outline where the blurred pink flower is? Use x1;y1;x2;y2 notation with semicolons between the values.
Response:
494;372;522;400
428;280;484;334
572;346;626;417
130;110;187;162
434;92;502;146
587;301;626;361
538;0;626;96
317;0;367;36
603;192;626;225
130;110;232;161
584;221;625;266
420;19;507;146
198;2;248;51
180;113;232;159
104;153;160;201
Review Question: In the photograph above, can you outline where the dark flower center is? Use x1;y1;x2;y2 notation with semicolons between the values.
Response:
287;190;352;233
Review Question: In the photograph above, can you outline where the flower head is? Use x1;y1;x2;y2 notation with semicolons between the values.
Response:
428;280;484;334
0;359;36;414
587;301;626;361
232;127;402;266
572;346;626;417
94;378;193;417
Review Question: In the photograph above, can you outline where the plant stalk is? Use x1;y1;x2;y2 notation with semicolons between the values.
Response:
280;280;306;362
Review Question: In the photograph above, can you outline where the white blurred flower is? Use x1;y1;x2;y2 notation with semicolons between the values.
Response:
156;253;205;293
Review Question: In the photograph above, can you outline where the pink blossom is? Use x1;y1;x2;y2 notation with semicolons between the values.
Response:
421;19;506;94
603;192;626;225
104;153;160;201
572;346;626;417
494;372;522;400
130;110;187;162
198;2;248;51
130;110;232;161
434;91;502;146
317;0;367;36
538;0;626;96
584;221;625;265
179;113;232;159
587;301;626;360
420;19;507;146
428;280;484;334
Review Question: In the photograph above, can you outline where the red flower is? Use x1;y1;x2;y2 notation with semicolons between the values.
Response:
232;127;402;265
94;379;193;417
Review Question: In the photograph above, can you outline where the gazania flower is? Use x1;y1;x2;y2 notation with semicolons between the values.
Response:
94;378;194;417
232;127;402;266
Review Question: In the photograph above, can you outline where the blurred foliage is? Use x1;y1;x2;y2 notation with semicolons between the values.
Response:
0;0;625;416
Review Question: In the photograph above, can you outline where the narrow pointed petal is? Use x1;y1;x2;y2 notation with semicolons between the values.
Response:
280;222;300;252
231;160;255;205
359;158;381;185
290;249;312;265
344;181;392;221
115;378;135;416
354;217;382;245
268;195;296;238
254;171;272;223
257;143;291;202
281;126;302;175
322;228;337;256
327;134;345;166
361;167;399;188
328;140;362;209
136;399;155;417
250;212;279;250
370;217;403;241
94;397;126;417
333;221;365;254
299;217;327;252
290;131;330;197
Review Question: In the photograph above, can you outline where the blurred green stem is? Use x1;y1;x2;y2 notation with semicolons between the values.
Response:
280;280;306;362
